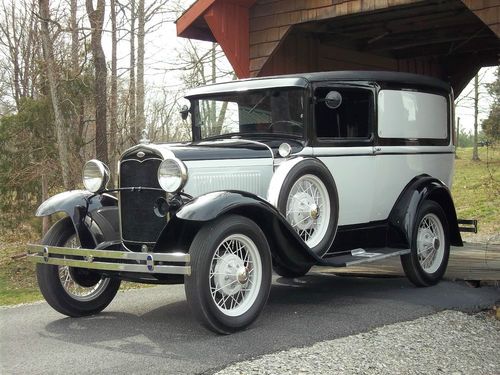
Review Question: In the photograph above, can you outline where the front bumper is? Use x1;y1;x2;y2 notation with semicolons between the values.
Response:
27;244;191;275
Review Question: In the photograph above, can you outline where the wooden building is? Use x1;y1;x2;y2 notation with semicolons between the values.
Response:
177;0;500;94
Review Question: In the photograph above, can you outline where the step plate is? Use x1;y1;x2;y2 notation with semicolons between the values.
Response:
319;248;410;267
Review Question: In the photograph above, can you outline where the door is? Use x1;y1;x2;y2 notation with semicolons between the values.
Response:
311;84;376;226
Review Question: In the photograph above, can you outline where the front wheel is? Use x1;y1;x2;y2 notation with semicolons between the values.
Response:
401;201;450;287
36;217;121;317
184;215;272;334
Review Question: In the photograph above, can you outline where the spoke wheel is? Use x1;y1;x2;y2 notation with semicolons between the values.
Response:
36;217;121;317
276;159;338;258
210;234;262;317
285;174;331;248
416;213;445;274
185;215;272;334
401;200;450;287
57;235;110;302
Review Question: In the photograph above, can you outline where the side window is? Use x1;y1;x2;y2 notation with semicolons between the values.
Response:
315;87;372;139
378;90;448;139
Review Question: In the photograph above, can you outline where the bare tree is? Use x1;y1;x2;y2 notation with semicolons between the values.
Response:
86;0;108;164
0;0;39;109
109;0;119;171
128;0;137;142
455;69;494;159
136;0;145;132
472;74;480;161
39;0;71;189
70;0;78;73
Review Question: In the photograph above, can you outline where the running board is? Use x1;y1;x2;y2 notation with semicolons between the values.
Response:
317;248;410;267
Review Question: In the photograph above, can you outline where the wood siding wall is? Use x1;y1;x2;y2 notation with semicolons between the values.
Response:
249;0;423;76
258;31;443;78
462;0;500;37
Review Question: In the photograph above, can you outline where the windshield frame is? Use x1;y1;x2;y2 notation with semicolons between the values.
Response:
188;87;308;142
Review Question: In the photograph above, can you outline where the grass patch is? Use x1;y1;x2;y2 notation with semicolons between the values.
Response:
0;243;150;306
452;146;499;238
0;244;41;305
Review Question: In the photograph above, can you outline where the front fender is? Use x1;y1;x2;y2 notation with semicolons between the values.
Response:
388;176;462;248
36;190;118;248
155;191;318;269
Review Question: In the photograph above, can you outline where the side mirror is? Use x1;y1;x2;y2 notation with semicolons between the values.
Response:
180;104;190;120
325;91;342;109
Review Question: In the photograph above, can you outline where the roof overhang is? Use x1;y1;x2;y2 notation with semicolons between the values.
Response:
176;0;257;77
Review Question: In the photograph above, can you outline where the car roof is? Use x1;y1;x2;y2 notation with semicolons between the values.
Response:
185;71;451;97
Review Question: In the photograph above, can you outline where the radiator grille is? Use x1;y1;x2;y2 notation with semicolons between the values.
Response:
119;157;166;247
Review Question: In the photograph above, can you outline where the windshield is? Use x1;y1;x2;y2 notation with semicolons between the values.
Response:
191;88;305;140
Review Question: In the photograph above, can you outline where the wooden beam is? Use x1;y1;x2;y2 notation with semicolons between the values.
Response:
462;0;500;37
318;242;500;281
176;0;216;39
204;1;256;78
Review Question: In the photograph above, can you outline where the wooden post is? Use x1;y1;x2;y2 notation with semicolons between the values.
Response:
455;117;460;159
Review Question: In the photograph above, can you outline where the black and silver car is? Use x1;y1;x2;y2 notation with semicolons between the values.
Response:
29;71;465;334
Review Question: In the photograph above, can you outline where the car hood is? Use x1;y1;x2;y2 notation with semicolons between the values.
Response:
161;139;273;161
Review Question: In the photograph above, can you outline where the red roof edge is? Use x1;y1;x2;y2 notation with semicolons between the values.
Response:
176;0;217;40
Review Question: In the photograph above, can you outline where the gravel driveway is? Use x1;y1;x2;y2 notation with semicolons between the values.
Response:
216;310;500;375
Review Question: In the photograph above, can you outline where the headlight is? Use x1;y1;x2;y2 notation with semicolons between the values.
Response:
158;158;188;193
83;159;110;193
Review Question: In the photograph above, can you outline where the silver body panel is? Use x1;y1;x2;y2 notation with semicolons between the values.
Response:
184;159;274;198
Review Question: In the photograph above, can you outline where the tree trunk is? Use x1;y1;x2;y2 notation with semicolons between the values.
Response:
41;173;51;235
129;0;137;142
472;74;480;161
70;0;78;74
70;0;85;170
455;117;460;159
86;0;108;164
110;0;118;173
38;0;71;189
136;0;145;133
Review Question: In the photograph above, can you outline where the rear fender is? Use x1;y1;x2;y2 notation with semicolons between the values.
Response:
36;190;118;248
154;191;318;269
388;176;463;248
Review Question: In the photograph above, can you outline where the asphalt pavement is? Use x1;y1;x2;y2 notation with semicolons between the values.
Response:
1;272;498;374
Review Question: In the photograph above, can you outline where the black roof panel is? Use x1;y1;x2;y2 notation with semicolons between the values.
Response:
186;71;451;97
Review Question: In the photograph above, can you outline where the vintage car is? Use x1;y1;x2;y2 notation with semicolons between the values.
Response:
29;71;465;334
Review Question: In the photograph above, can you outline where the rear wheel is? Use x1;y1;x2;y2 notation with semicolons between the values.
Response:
401;201;450;287
184;215;272;334
36;217;121;317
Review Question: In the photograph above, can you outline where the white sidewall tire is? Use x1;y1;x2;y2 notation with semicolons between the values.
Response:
401;200;450;287
184;215;272;334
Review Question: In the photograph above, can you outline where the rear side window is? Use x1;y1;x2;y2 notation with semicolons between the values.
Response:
378;90;448;139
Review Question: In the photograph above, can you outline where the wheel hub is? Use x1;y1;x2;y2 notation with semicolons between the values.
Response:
433;237;440;249
290;192;318;230
237;266;249;284
418;228;440;254
310;203;319;220
213;253;246;296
